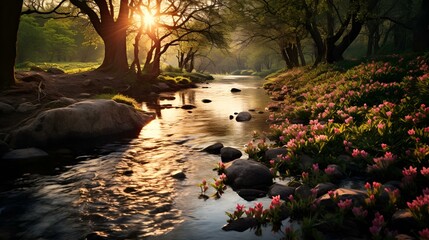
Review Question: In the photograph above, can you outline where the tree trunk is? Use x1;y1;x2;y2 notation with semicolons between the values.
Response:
0;0;23;90
296;37;306;66
98;28;129;72
412;0;429;52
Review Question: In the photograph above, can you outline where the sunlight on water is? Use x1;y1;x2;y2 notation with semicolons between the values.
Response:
0;75;280;240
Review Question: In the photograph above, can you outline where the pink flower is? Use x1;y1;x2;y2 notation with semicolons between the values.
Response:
381;143;388;149
288;194;294;202
369;212;385;236
352;206;368;218
386;111;392;117
345;116;353;124
421;167;429;177
219;173;227;181
419;228;429;240
408;129;416;136
337;199;353;210
352;149;360;158
324;166;336;175
270;195;281;209
377;123;385;129
312;163;319;173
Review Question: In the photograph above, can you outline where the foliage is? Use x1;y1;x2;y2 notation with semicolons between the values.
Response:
218;53;429;238
94;93;139;108
15;62;100;73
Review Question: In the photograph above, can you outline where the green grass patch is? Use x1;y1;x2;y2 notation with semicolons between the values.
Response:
15;61;100;73
93;93;139;108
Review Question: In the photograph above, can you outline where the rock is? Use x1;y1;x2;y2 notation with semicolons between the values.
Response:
229;115;234;120
0;140;10;156
9;100;154;148
45;97;77;108
220;147;242;162
202;99;212;103
222;217;258;232
79;93;91;98
17;102;39;113
159;94;175;100
156;82;170;91
300;154;314;169
46;67;65;74
83;79;93;87
85;232;107;240
313;182;337;197
203;142;224;154
181;104;196;110
390;209;418;235
325;164;345;181
230;88;241;92
319;188;367;210
124;187;137;193
21;73;46;82
30;66;44;72
235;112;252;122
268;183;295;200
123;170;133;176
264;148;288;161
171;170;186;179
258;111;264;114
295;185;312;199
2;148;49;161
225;159;273;189
236;189;267;201
0;102;15;113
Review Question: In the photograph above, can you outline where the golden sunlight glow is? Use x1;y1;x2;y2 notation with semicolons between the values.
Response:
143;9;156;29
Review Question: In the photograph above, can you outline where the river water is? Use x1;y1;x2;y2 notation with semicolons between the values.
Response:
0;76;285;240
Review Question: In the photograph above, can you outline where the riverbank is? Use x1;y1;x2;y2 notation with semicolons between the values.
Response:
219;54;429;239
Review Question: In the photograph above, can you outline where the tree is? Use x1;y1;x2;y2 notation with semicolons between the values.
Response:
69;0;130;73
0;0;23;90
130;0;226;79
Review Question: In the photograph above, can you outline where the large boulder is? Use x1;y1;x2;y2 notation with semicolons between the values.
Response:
9;100;154;148
225;159;273;189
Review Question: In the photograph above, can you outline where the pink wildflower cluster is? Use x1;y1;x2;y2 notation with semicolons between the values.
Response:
419;228;429;240
402;166;417;184
406;188;429;221
337;199;353;212
369;212;385;236
351;149;369;158
352;206;368;218
369;152;397;170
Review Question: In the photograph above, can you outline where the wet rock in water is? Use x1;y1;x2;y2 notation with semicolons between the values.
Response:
85;232;107;240
258;111;264;114
234;112;238;115
222;217;258;232
9;100;154;148
17;102;39;113
181;104;196;110
187;111;192;113
220;147;242;162
124;187;137;193
264;147;288;161
229;115;234;120
230;88;241;93
159;94;176;100
236;188;267;201
248;109;255;112
203;142;224;154
225;159;273;189
2;147;49;160
268;183;295;200
313;182;337;197
202;99;212;103
0;102;14;113
171;170;186;179
123;170;133;176
235;112;252;122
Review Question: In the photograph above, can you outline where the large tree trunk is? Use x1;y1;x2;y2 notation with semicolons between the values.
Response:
0;0;23;90
98;27;129;72
412;0;429;52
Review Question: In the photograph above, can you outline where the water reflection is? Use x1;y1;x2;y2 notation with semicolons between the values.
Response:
0;75;277;240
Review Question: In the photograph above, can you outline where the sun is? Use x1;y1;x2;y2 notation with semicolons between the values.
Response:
143;9;156;29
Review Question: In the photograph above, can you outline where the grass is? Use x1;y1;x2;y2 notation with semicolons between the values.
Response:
93;93;139;108
15;61;100;74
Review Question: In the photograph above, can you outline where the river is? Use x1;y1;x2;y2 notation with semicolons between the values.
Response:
0;75;285;240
